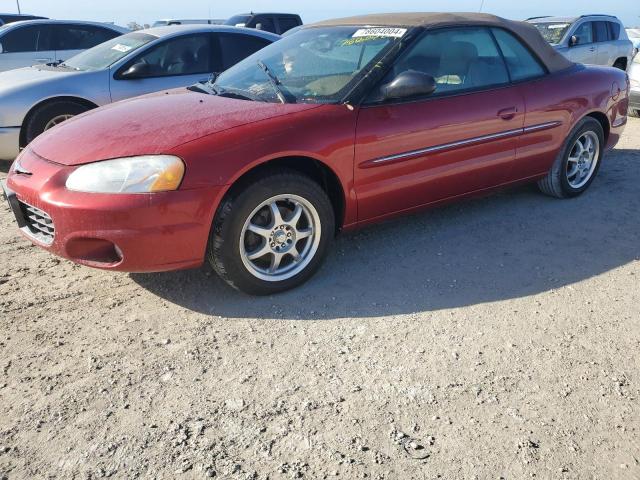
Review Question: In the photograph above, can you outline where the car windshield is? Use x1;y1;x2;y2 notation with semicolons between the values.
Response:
213;26;408;104
531;22;572;45
63;32;156;71
225;15;251;27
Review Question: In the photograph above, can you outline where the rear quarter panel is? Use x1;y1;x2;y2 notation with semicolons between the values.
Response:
514;65;628;179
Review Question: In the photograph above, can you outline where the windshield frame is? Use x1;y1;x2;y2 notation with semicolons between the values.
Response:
212;25;418;105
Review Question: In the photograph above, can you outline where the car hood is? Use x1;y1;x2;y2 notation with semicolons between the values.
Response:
30;88;322;166
0;65;86;94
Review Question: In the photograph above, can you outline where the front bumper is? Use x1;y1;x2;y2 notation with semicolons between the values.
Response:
5;150;224;272
0;127;20;161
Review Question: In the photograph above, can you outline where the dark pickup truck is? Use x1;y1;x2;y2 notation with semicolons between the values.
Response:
224;12;302;34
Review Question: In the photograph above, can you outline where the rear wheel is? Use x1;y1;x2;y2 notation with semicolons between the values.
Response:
25;100;91;144
208;170;335;295
537;117;604;198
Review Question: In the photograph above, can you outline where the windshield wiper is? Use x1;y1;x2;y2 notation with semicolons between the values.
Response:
188;81;218;95
257;60;287;104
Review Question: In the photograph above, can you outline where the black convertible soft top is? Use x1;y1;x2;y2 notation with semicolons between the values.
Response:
309;12;574;74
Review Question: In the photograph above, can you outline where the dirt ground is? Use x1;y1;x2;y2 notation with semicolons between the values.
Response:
1;118;639;480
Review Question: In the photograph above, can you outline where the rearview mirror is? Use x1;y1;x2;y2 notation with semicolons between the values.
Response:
569;35;578;47
120;61;151;79
381;71;437;101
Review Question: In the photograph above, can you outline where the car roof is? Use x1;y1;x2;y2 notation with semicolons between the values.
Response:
233;13;301;17
0;19;129;32
310;12;574;73
143;23;280;40
527;15;620;24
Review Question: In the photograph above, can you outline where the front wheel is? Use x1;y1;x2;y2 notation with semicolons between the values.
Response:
208;170;335;295
25;100;91;144
537;117;604;198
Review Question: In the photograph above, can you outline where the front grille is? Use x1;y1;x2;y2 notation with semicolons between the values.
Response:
19;201;55;245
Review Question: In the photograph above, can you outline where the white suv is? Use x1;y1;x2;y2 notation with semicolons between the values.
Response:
0;19;128;72
527;15;633;70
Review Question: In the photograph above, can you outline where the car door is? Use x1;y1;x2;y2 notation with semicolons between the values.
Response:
109;33;216;102
53;24;121;63
567;21;597;64
594;21;614;66
354;26;525;221
0;24;55;71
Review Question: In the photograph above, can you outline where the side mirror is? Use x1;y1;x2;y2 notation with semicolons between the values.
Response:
120;61;151;79
0;43;4;54
381;71;437;101
255;23;263;30
569;35;578;47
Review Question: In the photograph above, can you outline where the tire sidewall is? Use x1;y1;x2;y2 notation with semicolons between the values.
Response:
212;173;335;295
558;118;604;197
26;101;90;143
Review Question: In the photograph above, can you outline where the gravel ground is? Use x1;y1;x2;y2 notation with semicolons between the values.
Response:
1;118;639;480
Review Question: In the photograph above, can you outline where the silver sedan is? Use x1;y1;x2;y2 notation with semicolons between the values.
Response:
0;25;279;160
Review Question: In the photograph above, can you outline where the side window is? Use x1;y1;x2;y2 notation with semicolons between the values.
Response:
608;22;620;40
382;27;509;97
216;33;271;70
0;25;50;53
594;22;609;43
54;25;120;50
124;34;212;78
278;17;300;34
252;16;276;34
492;28;545;81
573;22;593;45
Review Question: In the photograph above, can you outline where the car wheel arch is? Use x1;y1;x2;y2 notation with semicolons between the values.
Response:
20;96;100;148
584;111;610;144
218;156;347;233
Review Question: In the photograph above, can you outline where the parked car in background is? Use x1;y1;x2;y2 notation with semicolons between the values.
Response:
0;13;47;26
3;13;628;295
527;15;633;69
627;28;640;56
628;53;640;116
224;12;302;34
152;19;224;27
0;20;128;72
0;25;278;161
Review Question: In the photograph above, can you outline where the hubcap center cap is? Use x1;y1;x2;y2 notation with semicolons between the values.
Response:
270;225;295;251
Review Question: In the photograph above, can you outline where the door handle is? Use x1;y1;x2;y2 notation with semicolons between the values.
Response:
35;58;52;62
497;107;518;120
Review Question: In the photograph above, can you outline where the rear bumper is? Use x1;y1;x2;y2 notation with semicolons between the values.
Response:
0;127;20;161
5;150;224;272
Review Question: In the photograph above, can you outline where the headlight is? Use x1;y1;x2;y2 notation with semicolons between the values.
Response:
65;155;185;193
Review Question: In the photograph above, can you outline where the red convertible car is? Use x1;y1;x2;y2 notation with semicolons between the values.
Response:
3;13;630;295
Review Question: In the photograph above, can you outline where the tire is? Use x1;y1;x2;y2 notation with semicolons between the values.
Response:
208;169;335;295
25;100;91;144
537;117;604;199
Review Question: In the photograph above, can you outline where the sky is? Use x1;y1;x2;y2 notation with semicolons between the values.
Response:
3;0;639;27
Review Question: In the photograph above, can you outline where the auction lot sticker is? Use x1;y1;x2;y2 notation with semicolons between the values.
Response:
352;27;407;38
111;44;132;53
